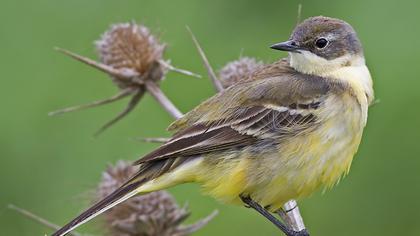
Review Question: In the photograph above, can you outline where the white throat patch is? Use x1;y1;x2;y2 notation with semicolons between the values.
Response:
289;51;364;77
289;51;374;105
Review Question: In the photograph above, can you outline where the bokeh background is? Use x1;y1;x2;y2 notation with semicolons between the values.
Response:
1;0;420;235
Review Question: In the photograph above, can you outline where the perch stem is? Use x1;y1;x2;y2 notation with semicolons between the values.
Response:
240;196;298;236
277;200;306;232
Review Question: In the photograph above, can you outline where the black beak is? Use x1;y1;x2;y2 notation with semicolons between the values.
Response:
270;40;301;52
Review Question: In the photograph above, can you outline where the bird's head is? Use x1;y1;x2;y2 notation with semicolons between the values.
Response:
271;16;365;76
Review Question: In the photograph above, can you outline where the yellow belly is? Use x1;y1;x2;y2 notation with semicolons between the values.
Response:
194;94;366;211
256;122;363;210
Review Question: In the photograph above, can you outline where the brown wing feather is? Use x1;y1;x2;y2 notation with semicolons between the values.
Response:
135;105;318;165
135;60;335;165
134;107;264;165
168;60;333;132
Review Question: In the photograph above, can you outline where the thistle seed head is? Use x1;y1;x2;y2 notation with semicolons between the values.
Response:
218;57;264;88
96;23;167;88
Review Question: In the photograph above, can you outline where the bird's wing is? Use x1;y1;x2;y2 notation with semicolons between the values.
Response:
50;64;333;236
135;63;333;165
168;60;331;131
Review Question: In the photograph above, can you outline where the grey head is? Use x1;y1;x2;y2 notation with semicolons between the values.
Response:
271;16;363;60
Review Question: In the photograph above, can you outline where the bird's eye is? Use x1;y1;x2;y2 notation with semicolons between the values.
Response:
315;38;328;49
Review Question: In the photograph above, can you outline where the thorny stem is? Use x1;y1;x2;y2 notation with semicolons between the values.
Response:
158;59;202;79
53;46;202;135
55;47;139;80
176;210;219;235
48;88;134;116
94;88;145;136
296;4;303;25
8;204;83;236
145;81;183;119
186;26;224;92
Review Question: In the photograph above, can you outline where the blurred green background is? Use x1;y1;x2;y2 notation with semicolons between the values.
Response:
1;0;420;235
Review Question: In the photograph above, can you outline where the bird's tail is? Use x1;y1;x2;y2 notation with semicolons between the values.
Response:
51;177;146;236
52;156;202;236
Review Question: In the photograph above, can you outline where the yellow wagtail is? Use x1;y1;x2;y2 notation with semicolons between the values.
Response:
52;16;374;236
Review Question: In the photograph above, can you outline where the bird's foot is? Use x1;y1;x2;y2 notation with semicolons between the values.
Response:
277;226;310;236
239;195;310;236
288;229;310;236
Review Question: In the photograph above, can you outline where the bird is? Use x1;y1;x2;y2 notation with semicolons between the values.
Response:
52;16;374;236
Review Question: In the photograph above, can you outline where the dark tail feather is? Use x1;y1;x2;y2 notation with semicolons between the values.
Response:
51;181;143;236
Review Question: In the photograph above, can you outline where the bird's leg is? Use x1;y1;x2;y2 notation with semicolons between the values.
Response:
240;195;309;236
239;195;291;235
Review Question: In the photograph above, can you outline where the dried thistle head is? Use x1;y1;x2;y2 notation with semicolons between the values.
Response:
96;23;167;87
218;57;264;88
51;22;200;135
97;161;216;236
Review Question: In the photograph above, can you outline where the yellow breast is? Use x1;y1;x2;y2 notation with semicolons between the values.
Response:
250;64;373;209
290;63;373;190
252;95;366;210
175;63;374;210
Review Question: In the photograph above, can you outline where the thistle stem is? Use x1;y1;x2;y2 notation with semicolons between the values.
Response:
48;88;134;116
94;88;145;136
145;81;183;119
55;47;139;79
158;59;202;79
8;204;83;236
186;27;224;92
